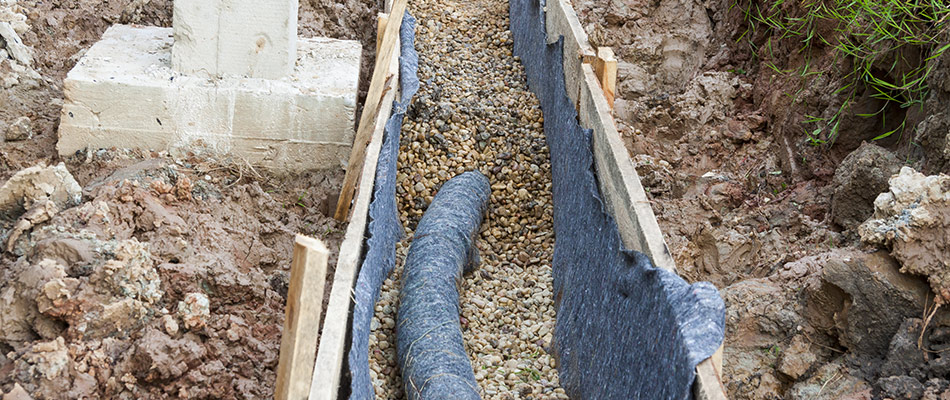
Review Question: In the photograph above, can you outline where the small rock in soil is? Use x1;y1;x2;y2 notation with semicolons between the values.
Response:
784;360;872;399
0;163;82;218
5;116;32;141
880;319;928;380
778;334;818;380
860;167;950;303
178;292;210;330
820;251;932;357
830;142;900;232
877;375;925;400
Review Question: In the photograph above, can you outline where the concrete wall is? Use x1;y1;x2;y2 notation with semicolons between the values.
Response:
58;25;361;172
172;0;298;79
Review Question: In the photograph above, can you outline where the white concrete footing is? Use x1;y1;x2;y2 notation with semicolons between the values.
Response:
57;25;361;172
172;0;298;80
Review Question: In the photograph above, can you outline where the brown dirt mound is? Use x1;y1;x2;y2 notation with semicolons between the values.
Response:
0;0;377;397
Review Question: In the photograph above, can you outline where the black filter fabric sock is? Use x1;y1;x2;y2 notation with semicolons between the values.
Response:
397;171;489;400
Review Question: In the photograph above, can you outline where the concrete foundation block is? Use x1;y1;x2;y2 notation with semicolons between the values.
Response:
58;25;361;172
172;0;298;79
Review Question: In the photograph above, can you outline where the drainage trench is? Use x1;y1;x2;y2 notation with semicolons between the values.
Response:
348;0;726;398
367;0;563;397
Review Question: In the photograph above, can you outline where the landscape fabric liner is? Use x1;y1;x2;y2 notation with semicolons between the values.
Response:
347;11;420;400
347;1;726;398
509;0;725;397
397;171;489;400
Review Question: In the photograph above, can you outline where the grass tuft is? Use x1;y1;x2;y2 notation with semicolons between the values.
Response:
737;0;950;144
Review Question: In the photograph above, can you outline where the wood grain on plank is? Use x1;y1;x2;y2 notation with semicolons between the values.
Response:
376;13;389;54
275;235;330;400
592;47;617;108
333;0;408;221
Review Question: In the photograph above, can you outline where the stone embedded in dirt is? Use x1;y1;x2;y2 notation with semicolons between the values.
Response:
22;336;68;380
721;256;819;399
819;251;933;357
878;375;925;400
5;116;32;141
0;21;33;67
98;238;162;304
922;378;950;398
1;383;32;400
880;319;928;380
0;258;68;343
5;199;56;251
913;110;950;174
830;142;901;232
131;328;205;382
784;360;872;400
859;167;950;303
178;292;210;330
778;335;818;379
0;162;81;218
1;234;164;345
161;314;178;336
928;355;950;378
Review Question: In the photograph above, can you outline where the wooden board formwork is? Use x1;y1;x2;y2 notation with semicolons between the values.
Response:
309;2;401;397
544;0;728;397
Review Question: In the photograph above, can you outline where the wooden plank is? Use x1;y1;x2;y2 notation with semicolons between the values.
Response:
376;13;389;55
333;0;408;222
310;37;401;400
275;235;330;400
544;0;595;108
592;47;617;108
578;63;676;272
578;54;729;400
694;346;728;400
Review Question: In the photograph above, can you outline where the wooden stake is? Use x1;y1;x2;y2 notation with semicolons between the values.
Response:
694;345;727;400
274;235;330;400
376;13;389;55
334;0;409;222
592;47;617;108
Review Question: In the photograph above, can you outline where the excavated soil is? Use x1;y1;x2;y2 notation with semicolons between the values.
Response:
0;0;378;398
575;0;950;398
5;0;950;398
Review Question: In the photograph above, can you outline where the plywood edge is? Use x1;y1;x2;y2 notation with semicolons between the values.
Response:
309;33;401;400
544;0;593;52
333;0;408;221
576;60;728;400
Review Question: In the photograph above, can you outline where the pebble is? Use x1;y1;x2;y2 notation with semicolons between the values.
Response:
366;0;565;398
5;116;31;141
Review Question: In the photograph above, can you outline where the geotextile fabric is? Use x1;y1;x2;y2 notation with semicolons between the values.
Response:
396;171;489;400
508;0;727;399
347;12;420;400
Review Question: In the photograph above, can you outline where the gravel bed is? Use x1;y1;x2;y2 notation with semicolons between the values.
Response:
366;0;567;398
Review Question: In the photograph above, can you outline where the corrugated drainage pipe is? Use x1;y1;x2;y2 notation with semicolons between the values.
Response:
397;170;489;400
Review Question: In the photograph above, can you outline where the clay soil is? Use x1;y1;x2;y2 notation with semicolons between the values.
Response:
575;0;950;398
0;1;380;398
5;0;950;398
